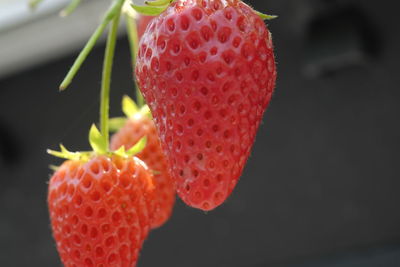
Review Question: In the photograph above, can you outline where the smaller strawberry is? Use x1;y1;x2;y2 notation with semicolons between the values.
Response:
110;96;175;229
48;126;153;267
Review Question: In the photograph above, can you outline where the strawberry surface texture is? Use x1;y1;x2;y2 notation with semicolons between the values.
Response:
111;112;176;228
136;0;277;211
137;15;154;40
48;155;155;267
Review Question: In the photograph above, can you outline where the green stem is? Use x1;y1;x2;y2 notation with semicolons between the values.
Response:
59;0;124;90
100;9;121;148
60;0;81;17
100;4;122;148
125;13;144;107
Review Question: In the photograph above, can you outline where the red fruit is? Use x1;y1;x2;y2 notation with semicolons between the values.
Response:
48;155;155;267
111;112;175;228
136;0;277;211
137;15;154;40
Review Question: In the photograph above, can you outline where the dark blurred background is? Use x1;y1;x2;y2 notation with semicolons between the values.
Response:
1;0;400;266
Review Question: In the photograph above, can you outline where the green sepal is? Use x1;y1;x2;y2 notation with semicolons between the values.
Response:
256;11;278;20
48;134;147;164
145;0;174;7
126;136;147;156
122;95;139;118
49;165;59;171
140;105;152;119
89;124;107;154
112;136;147;158
109;117;127;132
130;4;168;16
122;95;152;119
113;146;127;157
109;97;152;133
47;144;91;161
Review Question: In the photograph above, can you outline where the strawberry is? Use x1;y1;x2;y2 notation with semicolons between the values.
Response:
136;0;277;211
48;155;154;267
137;15;154;40
48;125;154;267
110;97;175;228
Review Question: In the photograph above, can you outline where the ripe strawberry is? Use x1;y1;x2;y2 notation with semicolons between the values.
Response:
136;0;277;211
48;156;153;267
111;99;175;229
48;144;155;267
137;15;154;39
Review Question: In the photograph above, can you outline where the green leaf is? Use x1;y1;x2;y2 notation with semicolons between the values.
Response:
109;117;127;132
126;136;147;156
130;4;168;16
122;95;139;118
89;124;107;154
255;11;278;20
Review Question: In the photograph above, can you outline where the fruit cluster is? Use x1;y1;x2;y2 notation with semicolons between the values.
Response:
45;0;276;266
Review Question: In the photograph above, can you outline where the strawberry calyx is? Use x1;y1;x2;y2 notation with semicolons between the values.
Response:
131;0;277;20
131;0;175;16
255;10;278;20
47;124;147;162
122;95;152;119
47;144;90;162
109;117;128;132
109;95;152;133
130;4;169;16
145;0;175;7
109;95;163;176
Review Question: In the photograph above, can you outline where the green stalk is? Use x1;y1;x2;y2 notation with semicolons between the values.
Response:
59;0;124;90
100;6;122;148
125;13;144;107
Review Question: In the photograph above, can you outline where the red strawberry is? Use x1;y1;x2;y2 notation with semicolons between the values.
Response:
111;99;175;229
48;153;155;267
136;0;277;211
137;15;154;40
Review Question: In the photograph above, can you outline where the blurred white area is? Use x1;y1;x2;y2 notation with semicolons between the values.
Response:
0;0;112;79
0;0;68;32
